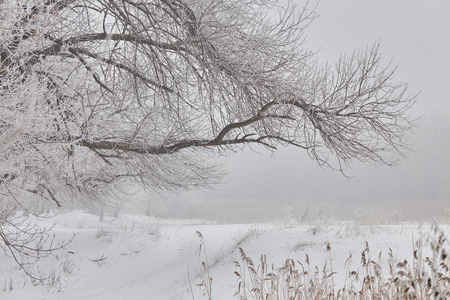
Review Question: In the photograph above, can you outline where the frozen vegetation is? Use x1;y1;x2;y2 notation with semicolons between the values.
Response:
1;211;450;299
0;1;448;299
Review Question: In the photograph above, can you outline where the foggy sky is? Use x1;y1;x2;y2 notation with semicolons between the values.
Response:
146;1;450;222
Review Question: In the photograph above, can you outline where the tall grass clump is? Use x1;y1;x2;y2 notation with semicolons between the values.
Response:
234;248;336;299
234;226;450;299
195;225;450;299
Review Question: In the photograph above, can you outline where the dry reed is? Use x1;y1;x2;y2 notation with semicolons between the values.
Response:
195;225;450;299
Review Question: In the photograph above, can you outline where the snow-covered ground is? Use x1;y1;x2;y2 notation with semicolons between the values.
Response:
0;211;448;299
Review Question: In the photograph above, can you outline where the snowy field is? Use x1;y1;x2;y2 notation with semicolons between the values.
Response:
1;211;449;299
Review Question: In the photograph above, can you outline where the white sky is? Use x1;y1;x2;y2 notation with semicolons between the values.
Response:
158;1;450;222
306;0;450;114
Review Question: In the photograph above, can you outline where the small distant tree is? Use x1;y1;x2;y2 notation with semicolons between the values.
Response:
0;1;415;210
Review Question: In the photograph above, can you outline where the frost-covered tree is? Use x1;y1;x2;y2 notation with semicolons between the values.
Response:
0;0;415;208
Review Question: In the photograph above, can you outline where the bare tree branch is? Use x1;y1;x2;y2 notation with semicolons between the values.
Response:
0;0;415;209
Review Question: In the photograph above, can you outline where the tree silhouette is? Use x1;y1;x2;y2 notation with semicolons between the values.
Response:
0;0;415;207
